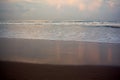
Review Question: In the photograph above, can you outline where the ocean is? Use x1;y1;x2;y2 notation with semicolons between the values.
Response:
0;20;120;43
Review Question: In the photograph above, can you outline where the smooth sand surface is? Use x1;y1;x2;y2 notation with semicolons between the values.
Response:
0;61;120;80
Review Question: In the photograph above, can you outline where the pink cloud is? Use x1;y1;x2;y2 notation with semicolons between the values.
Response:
87;0;102;11
45;0;103;11
2;0;118;10
107;0;116;7
78;3;86;11
45;0;77;9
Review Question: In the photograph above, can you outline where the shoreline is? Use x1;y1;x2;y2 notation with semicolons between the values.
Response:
0;37;119;44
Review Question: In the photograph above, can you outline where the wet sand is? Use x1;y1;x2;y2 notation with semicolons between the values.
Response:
0;38;120;80
0;38;120;65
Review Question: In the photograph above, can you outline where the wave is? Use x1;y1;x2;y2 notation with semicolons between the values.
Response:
0;20;120;28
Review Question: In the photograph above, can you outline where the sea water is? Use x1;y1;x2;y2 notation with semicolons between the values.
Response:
0;20;120;43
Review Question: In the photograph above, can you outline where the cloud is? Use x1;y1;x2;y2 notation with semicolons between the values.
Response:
107;0;115;7
0;0;119;21
1;0;119;10
106;0;120;7
44;0;103;10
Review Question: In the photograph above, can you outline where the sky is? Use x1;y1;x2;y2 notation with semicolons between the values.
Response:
0;0;120;21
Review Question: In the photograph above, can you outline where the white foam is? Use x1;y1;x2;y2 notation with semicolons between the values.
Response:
0;21;120;43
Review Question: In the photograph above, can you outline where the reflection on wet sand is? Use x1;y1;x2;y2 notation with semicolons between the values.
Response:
107;44;112;64
54;41;119;65
85;43;100;65
0;38;120;66
78;43;85;64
